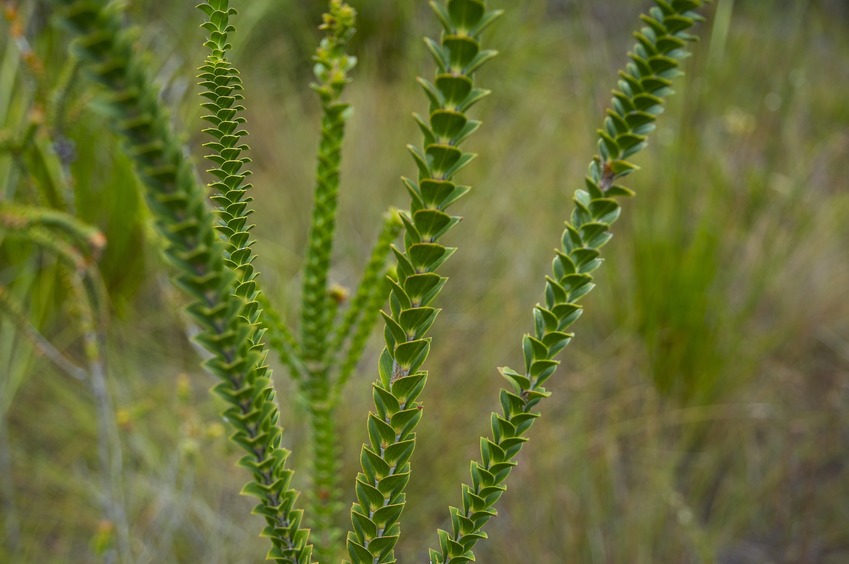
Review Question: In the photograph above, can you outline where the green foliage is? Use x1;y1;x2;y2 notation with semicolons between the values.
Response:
196;2;313;561
51;0;310;560
6;1;849;561
0;202;105;261
428;2;706;561
301;1;356;368
2;0;754;562
0;7;134;559
299;6;359;556
345;2;504;562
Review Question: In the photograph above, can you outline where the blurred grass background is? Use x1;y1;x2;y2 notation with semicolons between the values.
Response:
2;0;849;562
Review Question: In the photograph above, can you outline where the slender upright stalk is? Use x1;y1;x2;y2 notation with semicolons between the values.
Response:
53;1;311;560
428;2;707;561
346;2;503;562
301;2;357;367
299;3;357;558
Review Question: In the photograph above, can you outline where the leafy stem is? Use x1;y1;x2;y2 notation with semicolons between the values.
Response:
345;2;503;562
52;0;311;560
296;3;360;560
301;0;357;367
197;1;312;561
428;2;707;561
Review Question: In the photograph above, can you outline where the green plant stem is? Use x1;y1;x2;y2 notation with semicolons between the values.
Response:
346;2;502;562
300;97;347;368
309;397;343;559
0;19;22;130
304;157;345;553
428;2;707;561
53;1;310;560
197;2;312;560
300;0;357;368
297;4;358;559
310;207;399;561
12;225;88;271
707;0;735;68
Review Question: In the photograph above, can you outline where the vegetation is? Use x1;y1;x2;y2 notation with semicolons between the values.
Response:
1;0;848;562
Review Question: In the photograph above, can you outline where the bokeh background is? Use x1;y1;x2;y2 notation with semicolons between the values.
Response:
2;0;849;562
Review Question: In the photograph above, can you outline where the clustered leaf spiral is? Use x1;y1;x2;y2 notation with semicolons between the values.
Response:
428;1;706;562
345;1;503;563
52;0;310;561
46;0;710;561
196;2;311;562
297;3;360;557
301;0;358;368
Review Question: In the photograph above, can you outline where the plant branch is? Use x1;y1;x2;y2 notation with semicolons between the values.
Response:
196;1;311;560
52;0;310;560
299;3;358;558
0;201;105;261
427;2;708;561
346;1;503;562
300;0;357;370
260;292;307;383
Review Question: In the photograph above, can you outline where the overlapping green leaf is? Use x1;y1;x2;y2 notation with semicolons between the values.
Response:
52;0;310;561
346;1;503;562
428;2;707;562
